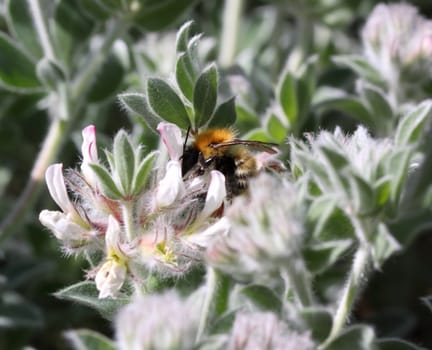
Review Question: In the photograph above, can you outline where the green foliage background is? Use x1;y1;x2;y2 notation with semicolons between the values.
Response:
1;0;432;349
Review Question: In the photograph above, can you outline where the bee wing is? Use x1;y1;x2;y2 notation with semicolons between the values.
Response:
211;139;278;154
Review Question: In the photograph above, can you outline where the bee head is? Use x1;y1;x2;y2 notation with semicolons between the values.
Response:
193;128;236;159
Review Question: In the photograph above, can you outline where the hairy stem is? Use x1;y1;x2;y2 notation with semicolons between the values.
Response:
218;0;243;68
321;247;370;348
282;257;314;308
28;0;55;60
121;200;135;241
196;267;229;343
0;118;67;242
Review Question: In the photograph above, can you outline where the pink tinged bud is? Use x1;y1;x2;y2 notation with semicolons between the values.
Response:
198;170;226;220
81;125;99;187
95;258;127;299
45;164;75;214
156;160;185;208
81;125;98;163
157;122;183;160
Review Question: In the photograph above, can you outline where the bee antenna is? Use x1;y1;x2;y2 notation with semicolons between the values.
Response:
183;126;191;152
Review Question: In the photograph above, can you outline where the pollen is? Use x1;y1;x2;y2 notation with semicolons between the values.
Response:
193;128;236;159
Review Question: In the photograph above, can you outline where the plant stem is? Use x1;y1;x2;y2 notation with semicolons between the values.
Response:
28;0;55;60
218;0;243;68
121;200;135;241
0;118;67;242
320;247;370;348
282;257;314;308
196;267;229;343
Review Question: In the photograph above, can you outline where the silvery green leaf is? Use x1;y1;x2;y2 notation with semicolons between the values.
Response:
176;20;197;53
304;239;353;274
299;308;333;343
360;84;393;135
0;32;41;91
133;0;197;31
55;0;94;40
235;104;259;129
208;96;237;128
266;113;287;143
65;329;116;350
193;63;218;128
118;92;162;132
383;148;411;204
147;78;190;129
395;100;432;145
322;325;377;350
348;174;375;215
239;285;282;314
370;223;400;268
89;164;123;199
113;131;135;196
277;69;298;126
36;57;66;91
313;87;375;130
375;177;392;208
176;53;196;101
6;0;43;59
54;281;129;320
332;55;385;87
132;151;158;196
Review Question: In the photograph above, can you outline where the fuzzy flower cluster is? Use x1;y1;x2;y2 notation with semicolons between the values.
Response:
207;174;305;281
39;123;229;298
226;311;315;350
362;3;432;84
114;291;314;350
115;291;200;350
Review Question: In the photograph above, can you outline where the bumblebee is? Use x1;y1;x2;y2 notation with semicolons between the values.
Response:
181;128;280;199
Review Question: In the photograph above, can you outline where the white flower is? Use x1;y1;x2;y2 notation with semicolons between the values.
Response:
157;122;183;160
187;217;231;247
95;216;127;299
95;259;127;299
198;170;226;220
156;160;185;208
39;210;90;242
80;125;99;187
45;164;76;215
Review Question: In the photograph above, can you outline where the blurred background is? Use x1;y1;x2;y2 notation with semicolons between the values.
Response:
1;0;432;349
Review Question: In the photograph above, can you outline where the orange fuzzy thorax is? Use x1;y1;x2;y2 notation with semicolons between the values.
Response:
193;128;236;159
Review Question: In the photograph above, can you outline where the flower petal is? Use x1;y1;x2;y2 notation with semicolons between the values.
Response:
199;170;226;219
156;160;185;208
157;122;183;160
45;164;75;214
39;209;87;241
106;215;122;254
95;259;127;299
187;217;231;247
